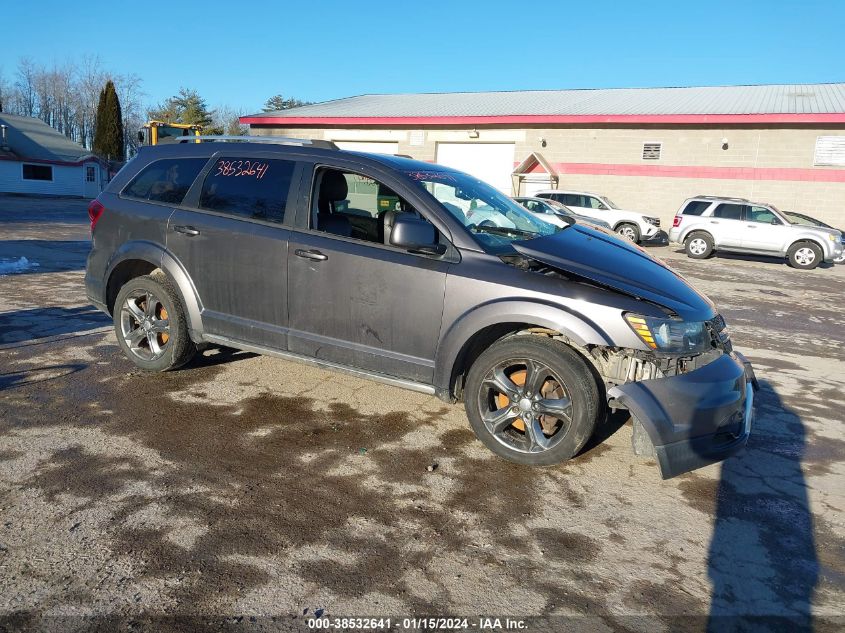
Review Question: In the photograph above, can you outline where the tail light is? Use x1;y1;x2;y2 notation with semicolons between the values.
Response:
672;215;682;228
88;199;105;231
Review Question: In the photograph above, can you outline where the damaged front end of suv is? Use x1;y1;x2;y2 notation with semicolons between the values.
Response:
508;227;758;479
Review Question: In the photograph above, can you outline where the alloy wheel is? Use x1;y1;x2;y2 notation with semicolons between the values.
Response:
119;290;171;361
618;226;637;241
794;247;816;266
477;358;573;454
689;238;708;255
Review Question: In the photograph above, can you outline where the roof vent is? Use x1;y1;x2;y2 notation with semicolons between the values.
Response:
642;142;661;160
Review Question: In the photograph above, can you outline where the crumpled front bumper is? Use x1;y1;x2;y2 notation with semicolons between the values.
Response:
608;352;757;479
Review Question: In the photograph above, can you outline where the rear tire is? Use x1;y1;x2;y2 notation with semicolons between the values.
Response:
787;241;822;270
113;274;196;371
464;336;602;466
615;223;640;243
685;232;714;259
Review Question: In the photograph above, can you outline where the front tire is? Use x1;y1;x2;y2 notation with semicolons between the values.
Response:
787;241;822;270
464;336;602;466
616;223;640;243
685;232;714;259
113;273;196;371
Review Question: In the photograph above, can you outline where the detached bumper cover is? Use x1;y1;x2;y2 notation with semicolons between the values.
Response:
608;352;756;479
642;229;670;245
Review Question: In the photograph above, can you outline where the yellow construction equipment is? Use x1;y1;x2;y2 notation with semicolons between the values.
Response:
138;121;202;145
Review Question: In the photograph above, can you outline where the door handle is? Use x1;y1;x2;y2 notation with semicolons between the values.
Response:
295;249;328;262
747;225;757;228
173;225;200;236
710;221;720;224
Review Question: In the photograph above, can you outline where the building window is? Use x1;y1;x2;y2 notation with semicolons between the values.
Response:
22;164;53;181
814;136;845;166
642;142;662;160
86;165;96;182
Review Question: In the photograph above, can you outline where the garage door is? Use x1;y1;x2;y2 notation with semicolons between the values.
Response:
334;141;400;155
435;143;515;194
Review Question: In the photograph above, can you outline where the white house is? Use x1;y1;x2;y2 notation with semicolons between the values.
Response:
0;113;107;198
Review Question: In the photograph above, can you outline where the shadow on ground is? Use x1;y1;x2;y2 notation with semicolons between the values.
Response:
705;379;820;631
0;305;110;345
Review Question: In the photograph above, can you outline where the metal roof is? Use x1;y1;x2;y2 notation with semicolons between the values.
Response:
245;83;845;121
0;113;95;163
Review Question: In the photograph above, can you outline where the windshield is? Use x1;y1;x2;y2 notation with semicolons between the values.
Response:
544;199;575;216
782;211;830;228
405;169;561;252
600;196;619;209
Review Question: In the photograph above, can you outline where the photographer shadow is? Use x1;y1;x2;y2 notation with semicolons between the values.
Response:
707;379;819;631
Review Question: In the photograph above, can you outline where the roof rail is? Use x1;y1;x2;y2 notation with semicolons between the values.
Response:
694;195;750;202
177;135;338;149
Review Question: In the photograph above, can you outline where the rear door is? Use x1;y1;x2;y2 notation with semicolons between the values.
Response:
168;154;302;349
706;203;744;247
740;205;790;252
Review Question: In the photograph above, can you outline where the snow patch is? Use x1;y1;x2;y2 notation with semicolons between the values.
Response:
0;257;39;275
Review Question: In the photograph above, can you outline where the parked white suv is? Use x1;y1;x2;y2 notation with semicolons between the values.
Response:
535;190;667;245
668;196;843;270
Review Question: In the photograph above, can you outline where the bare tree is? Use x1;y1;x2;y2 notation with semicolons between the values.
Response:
15;57;37;116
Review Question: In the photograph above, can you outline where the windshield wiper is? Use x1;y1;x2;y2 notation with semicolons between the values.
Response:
471;224;539;238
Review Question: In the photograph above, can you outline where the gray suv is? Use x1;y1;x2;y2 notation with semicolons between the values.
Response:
86;138;756;479
669;196;843;269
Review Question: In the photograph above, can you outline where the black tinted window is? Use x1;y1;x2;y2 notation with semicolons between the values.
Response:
682;200;711;216
123;158;207;204
713;203;743;220
200;158;296;223
561;194;582;206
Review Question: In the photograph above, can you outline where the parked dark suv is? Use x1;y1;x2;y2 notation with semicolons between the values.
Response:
86;137;757;479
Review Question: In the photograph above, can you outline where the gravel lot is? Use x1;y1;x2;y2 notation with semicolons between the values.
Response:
1;195;843;631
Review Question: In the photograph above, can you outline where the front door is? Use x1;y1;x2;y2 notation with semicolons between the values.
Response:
287;166;449;383
168;155;300;349
740;205;789;252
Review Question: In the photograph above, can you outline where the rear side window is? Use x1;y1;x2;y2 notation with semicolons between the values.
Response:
199;158;296;223
123;158;208;204
681;200;711;216
713;203;743;220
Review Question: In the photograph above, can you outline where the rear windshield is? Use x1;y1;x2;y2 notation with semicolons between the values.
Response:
122;158;208;204
681;200;711;216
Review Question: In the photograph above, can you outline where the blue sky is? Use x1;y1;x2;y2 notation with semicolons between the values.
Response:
4;0;843;113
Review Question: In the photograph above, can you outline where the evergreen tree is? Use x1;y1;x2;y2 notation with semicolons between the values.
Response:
93;80;125;161
262;94;311;112
148;88;214;128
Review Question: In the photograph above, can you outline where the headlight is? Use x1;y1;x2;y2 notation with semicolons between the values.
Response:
624;313;711;354
644;217;660;226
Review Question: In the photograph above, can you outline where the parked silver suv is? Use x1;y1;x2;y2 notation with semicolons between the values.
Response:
86;138;756;479
669;196;843;269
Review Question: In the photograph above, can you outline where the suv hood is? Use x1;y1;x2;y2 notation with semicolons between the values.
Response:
513;225;716;321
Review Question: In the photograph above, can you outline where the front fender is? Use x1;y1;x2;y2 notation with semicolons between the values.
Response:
104;241;204;338
433;299;613;396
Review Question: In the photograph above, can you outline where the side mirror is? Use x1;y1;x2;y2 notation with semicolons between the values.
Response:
390;214;446;256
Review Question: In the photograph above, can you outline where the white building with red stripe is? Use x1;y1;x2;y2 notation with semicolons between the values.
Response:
241;83;845;227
